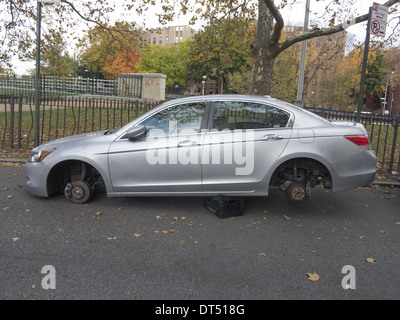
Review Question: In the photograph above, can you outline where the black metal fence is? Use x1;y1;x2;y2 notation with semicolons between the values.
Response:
0;96;399;173
0;75;118;97
0;95;160;149
305;107;400;173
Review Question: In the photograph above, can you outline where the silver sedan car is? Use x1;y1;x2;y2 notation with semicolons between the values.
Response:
25;95;376;204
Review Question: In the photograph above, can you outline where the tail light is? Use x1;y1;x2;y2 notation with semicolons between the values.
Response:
345;135;370;149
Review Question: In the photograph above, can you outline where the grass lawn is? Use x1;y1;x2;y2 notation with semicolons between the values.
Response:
0;98;158;149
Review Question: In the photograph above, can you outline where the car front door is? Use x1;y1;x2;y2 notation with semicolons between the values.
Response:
108;101;207;193
201;100;293;192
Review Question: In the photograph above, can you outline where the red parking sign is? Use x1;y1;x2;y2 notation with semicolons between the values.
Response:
370;2;388;37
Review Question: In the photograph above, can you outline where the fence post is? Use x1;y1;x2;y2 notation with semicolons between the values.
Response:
10;95;14;148
18;94;22;149
389;117;399;172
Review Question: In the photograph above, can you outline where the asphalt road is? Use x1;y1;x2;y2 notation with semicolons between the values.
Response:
1;163;399;301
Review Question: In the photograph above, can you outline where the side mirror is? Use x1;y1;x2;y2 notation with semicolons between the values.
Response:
123;125;146;139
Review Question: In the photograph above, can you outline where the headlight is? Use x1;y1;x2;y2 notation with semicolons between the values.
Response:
28;148;56;163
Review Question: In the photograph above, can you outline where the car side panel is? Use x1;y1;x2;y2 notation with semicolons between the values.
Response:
259;128;376;194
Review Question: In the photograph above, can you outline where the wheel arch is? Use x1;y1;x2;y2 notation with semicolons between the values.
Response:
46;158;110;196
266;153;334;189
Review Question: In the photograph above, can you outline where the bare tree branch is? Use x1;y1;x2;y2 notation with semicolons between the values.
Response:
272;0;399;57
61;0;133;50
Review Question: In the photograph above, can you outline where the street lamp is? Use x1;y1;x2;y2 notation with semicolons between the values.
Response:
202;75;207;95
384;71;395;115
34;0;60;147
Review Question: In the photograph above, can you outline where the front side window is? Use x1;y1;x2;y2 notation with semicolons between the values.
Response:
212;101;290;131
141;102;206;136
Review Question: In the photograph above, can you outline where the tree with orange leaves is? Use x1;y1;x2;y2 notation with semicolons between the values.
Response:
103;48;141;79
78;22;141;79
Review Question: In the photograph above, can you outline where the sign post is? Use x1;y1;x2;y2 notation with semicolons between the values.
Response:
357;3;388;123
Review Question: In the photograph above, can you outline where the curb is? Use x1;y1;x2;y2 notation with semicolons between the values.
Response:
0;158;26;164
373;180;400;188
1;158;399;187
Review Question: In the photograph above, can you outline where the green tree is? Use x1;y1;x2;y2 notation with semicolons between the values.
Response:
136;39;192;88
38;32;79;76
365;53;388;96
188;17;255;90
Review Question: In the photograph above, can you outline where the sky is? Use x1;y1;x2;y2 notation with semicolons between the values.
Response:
10;0;398;75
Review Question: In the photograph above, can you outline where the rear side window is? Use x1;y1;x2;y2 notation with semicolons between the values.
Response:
212;101;290;130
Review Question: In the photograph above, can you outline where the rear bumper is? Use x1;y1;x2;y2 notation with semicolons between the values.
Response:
331;150;377;192
332;171;376;192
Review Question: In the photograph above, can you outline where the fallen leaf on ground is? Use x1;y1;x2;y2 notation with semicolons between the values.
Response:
1;187;8;191
133;233;142;238
106;236;117;240
95;212;102;216
12;237;20;242
259;252;266;256
7;195;12;199
365;258;376;264
307;273;320;281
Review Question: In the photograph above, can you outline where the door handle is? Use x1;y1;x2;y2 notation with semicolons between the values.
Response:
178;140;199;147
261;134;284;141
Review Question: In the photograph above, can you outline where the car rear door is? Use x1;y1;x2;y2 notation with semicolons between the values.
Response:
201;99;293;192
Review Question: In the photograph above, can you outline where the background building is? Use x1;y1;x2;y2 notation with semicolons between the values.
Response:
140;25;197;47
283;26;348;105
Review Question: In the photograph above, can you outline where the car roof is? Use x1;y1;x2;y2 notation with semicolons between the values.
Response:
117;94;329;135
177;95;333;127
164;94;325;118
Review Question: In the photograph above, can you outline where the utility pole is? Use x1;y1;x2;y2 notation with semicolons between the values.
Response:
295;0;310;108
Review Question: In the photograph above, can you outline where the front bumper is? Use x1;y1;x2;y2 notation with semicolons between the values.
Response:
24;162;50;197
